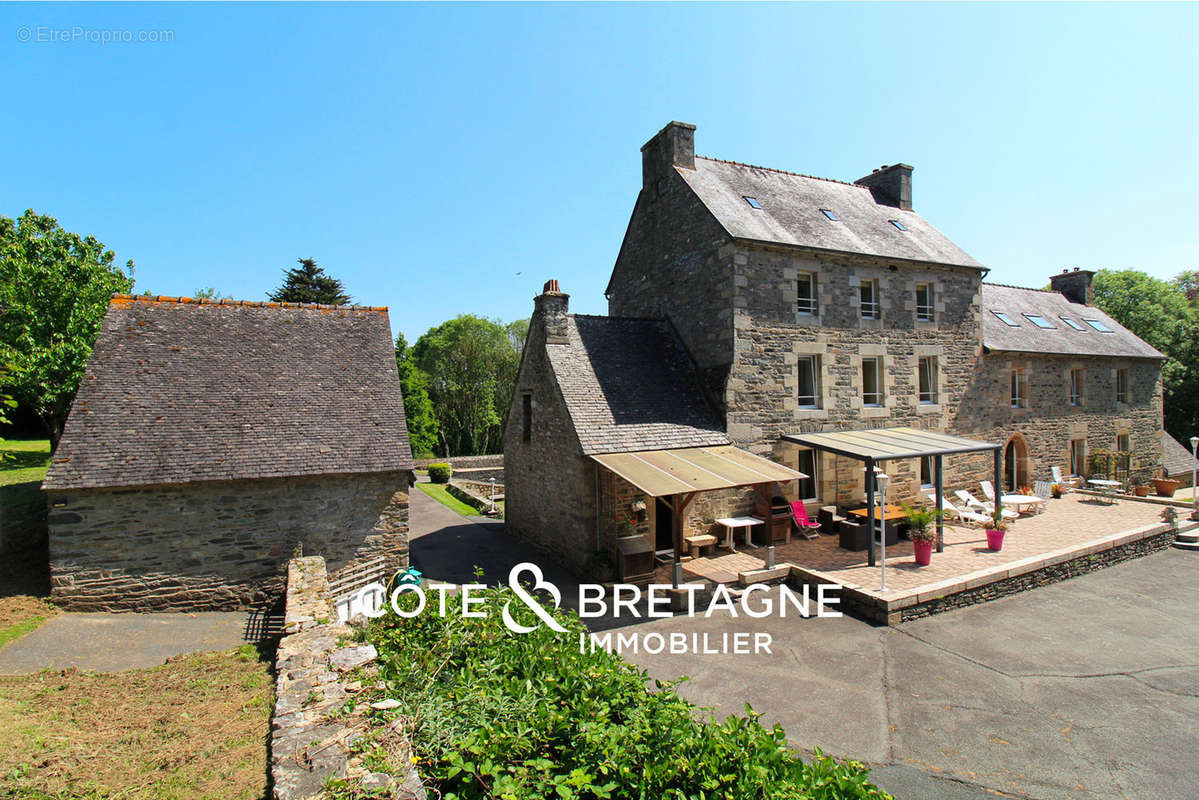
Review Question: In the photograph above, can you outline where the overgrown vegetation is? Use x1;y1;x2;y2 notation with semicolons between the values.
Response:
0;646;272;800
416;482;480;517
353;583;890;800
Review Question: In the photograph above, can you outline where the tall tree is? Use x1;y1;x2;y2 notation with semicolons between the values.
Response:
267;258;350;305
1092;269;1199;443
0;210;135;449
394;333;440;457
412;315;523;456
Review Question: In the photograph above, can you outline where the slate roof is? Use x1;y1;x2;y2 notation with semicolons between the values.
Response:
546;315;730;455
981;284;1164;359
676;156;983;269
1162;432;1199;479
44;295;413;491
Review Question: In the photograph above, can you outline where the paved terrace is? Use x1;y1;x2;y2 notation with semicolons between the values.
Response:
675;493;1174;620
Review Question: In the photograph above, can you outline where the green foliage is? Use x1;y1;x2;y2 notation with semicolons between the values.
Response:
192;286;232;300
358;584;890;800
416;482;480;517
412;315;524;456
899;503;940;541
1093;269;1199;443
0;210;135;449
267;257;350;305
427;463;452;484
395;333;440;456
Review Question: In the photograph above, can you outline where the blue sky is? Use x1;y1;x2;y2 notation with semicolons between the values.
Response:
3;2;1196;342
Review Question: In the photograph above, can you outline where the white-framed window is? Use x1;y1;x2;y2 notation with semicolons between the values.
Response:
796;273;818;316
860;279;879;320
797;355;821;408
920;455;935;489
1116;368;1129;404
1010;368;1027;409
1069;368;1084;407
915;283;934;322
1070;438;1087;477
862;357;883;407
796;448;819;501
918;357;938;404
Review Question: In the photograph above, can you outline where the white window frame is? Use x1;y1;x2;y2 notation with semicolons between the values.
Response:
915;283;934;322
920;455;935;489
862;357;883;407
1069;368;1083;407
918;357;938;404
860;279;879;320
796;272;818;316
796;448;820;502
797;355;821;409
1010;367;1027;409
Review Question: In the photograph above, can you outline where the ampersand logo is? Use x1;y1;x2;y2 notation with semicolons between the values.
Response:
502;562;568;634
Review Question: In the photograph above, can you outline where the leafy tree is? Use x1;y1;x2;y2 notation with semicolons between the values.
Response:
394;333;440;457
1092;269;1199;443
267;258;350;305
412;315;523;456
0;210;134;449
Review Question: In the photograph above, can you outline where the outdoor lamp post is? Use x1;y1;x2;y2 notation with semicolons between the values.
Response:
1190;436;1198;518
876;471;889;591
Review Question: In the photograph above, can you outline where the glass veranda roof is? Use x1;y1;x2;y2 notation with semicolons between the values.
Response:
782;426;1000;462
590;445;805;498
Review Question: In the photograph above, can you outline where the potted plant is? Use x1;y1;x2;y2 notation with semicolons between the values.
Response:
1051;483;1063;499
901;503;940;566
1154;469;1182;498
983;509;1008;551
1133;483;1152;497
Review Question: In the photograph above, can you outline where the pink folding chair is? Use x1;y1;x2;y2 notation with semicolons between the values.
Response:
790;501;821;541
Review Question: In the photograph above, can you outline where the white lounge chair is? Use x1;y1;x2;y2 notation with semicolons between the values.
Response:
927;493;989;526
957;489;1019;521
1051;466;1075;493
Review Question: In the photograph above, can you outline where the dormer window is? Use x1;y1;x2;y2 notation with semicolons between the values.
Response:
744;196;762;209
820;209;839;221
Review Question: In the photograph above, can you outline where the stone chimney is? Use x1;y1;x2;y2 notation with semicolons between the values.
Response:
1050;268;1095;306
855;164;914;211
641;121;696;193
533;279;570;345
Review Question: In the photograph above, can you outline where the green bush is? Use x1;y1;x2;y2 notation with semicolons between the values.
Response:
428;463;452;484
355;583;891;800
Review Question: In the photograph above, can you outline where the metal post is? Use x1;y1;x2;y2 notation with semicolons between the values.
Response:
1190;436;1198;519
865;459;876;567
935;455;945;553
766;544;775;570
994;448;1004;523
877;472;889;591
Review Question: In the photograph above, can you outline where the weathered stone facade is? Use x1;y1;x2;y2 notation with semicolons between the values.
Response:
47;471;411;611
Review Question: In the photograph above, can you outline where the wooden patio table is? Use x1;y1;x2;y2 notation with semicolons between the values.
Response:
846;504;908;521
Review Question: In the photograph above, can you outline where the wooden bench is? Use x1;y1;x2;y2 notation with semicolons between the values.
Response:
684;534;718;559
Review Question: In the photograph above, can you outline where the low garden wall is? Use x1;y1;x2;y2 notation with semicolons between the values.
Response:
272;556;425;800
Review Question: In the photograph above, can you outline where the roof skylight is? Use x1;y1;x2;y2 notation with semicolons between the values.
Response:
1024;314;1056;329
1083;318;1114;332
820;209;839;221
889;219;907;231
744;196;762;209
992;311;1019;327
1060;316;1085;331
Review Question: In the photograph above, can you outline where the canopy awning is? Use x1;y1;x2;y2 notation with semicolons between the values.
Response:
782;426;1000;462
590;445;805;498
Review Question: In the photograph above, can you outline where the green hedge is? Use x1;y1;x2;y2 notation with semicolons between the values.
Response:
427;462;452;484
356;583;890;800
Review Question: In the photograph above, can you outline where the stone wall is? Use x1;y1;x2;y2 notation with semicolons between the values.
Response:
504;299;599;578
46;471;411;612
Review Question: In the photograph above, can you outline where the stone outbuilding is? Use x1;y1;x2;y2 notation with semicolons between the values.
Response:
42;295;415;611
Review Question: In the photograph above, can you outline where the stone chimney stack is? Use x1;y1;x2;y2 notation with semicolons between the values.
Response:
641;121;696;193
855;163;914;211
1050;268;1095;306
533;279;570;345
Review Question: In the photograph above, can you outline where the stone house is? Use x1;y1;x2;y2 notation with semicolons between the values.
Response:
506;121;1166;577
42;295;415;611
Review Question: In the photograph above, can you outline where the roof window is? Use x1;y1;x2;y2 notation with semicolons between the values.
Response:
1060;316;1085;331
820;209;839;221
1083;318;1113;332
744;196;762;209
889;219;907;231
1024;314;1056;329
992;311;1019;327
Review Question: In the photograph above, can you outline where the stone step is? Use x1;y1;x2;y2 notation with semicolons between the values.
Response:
1172;540;1199;551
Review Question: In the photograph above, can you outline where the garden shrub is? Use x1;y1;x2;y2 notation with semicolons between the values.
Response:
355;582;891;800
428;462;452;484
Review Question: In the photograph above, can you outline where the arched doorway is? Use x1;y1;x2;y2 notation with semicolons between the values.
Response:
1004;435;1030;491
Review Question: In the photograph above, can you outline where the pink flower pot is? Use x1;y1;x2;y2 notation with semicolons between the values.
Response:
986;529;1005;551
913;539;933;566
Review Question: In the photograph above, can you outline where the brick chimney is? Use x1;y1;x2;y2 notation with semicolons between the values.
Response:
533;279;570;345
641;121;696;193
855;164;914;211
1050;268;1095;306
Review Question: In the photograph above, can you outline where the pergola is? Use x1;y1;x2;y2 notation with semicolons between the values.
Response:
781;427;1002;566
590;445;805;582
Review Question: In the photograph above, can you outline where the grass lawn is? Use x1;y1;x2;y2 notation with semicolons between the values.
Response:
416;482;481;516
1;438;51;488
0;646;273;800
